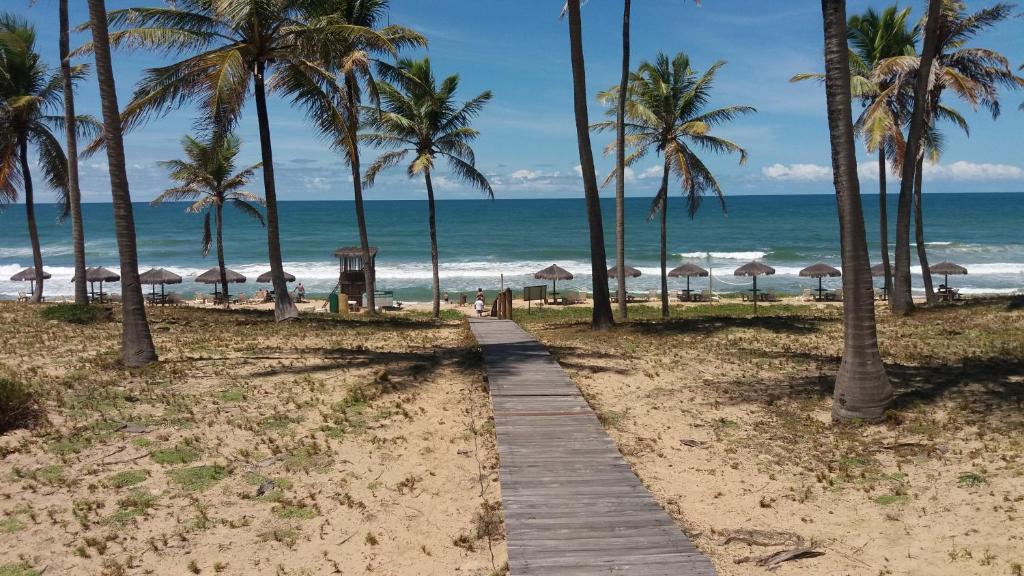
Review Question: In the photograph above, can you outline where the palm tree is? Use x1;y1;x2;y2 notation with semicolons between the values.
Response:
285;0;424;314
60;0;88;305
792;6;918;299
595;53;753;320
95;0;379;321
153;133;264;300
362;58;492;319
0;13;97;303
613;0;632;319
565;0;614;330
820;0;892;422
86;0;156;366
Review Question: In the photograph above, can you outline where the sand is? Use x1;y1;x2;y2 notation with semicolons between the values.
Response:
0;303;507;575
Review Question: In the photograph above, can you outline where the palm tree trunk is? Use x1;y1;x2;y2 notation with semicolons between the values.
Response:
821;0;892;422
215;204;228;302
659;163;670;320
86;0;157;367
566;0;614;330
60;0;88;306
423;168;441;319
253;60;299;321
614;0;631;319
18;135;44;303
345;78;375;314
913;157;936;304
877;148;892;297
891;0;940;316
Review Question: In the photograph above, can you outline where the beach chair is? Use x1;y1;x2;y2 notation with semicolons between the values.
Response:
17;291;28;303
167;293;184;306
801;288;814;302
647;289;658;302
832;288;844;302
764;291;780;302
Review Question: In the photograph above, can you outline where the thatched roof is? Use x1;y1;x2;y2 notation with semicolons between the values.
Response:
534;264;573;281
734;261;775;277
333;246;378;258
195;267;246;284
256;270;296;283
870;263;887;277
799;262;841;278
929;261;967;275
139;268;182;285
73;267;121;283
9;267;51;281
608;264;642;278
668;263;708;278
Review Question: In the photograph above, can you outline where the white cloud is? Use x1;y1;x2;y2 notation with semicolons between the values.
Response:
510;169;542;180
923;161;1024;181
572;164;583;178
761;163;832;182
623;167;636;182
638;165;663;179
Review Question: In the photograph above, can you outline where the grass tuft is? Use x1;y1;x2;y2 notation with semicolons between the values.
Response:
0;377;41;434
169;465;229;492
39;304;105;325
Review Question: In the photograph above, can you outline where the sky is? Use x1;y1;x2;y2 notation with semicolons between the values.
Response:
16;0;1024;202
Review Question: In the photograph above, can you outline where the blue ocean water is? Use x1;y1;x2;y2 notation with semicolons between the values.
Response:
1;193;1021;300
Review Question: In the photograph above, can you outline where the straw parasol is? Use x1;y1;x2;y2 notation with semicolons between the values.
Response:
195;267;246;298
533;264;573;300
928;261;967;289
734;261;775;311
73;267;121;302
668;262;708;296
139;268;182;301
256;270;296;283
608;264;642;278
10;267;51;297
799;262;841;301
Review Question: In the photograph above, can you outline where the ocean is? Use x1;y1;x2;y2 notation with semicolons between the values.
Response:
1;193;1021;301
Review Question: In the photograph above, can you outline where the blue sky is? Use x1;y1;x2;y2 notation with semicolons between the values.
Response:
20;0;1024;202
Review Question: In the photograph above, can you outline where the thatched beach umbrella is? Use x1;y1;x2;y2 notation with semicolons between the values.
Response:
73;267;121;302
734;261;775;311
139;268;182;301
10;267;51;297
195;267;246;298
799;262;841;301
928;261;967;289
608;264;642;278
534;264;573;300
668;262;708;296
256;270;296;283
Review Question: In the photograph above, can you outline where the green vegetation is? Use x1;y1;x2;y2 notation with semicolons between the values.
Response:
271;503;317;520
151;443;202;466
0;376;39;434
169;465;229;492
103;489;159;526
39;304;104;325
0;563;39;576
106;469;149;489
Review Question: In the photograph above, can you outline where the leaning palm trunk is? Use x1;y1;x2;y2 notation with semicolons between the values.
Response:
614;0;631;318
18;136;44;303
913;157;936;304
60;0;88;305
345;81;375;314
253;61;299;321
566;0;614;330
215;204;228;302
423;169;441;319
892;0;941;316
821;0;892;421
86;0;156;366
877;149;893;296
658;161;670;320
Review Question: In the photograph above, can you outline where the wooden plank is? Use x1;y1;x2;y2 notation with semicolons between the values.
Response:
468;318;716;576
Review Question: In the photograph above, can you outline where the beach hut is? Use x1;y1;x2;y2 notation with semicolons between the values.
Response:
334;246;378;301
668;263;708;300
195;267;246;302
139;268;182;303
734;261;775;311
929;261;967;300
534;264;573;303
73;267;121;303
9;267;51;299
799;262;841;301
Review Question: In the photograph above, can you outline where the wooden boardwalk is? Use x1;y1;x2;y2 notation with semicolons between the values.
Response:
468;318;716;576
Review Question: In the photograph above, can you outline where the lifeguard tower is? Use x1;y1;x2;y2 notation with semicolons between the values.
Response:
333;246;378;299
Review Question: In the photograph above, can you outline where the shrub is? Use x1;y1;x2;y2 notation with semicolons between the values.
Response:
39;304;105;325
0;377;41;434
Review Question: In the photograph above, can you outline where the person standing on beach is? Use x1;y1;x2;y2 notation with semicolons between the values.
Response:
296;283;305;303
476;288;485;303
474;296;485;317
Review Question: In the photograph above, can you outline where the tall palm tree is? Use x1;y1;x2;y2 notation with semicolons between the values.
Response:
613;0;631;319
86;0;156;366
792;5;918;299
0;13;97;303
95;0;380;321
595;53;753;320
153;133;264;299
60;0;88;305
565;0;614;330
285;0;424;314
820;0;892;422
362;58;492;319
